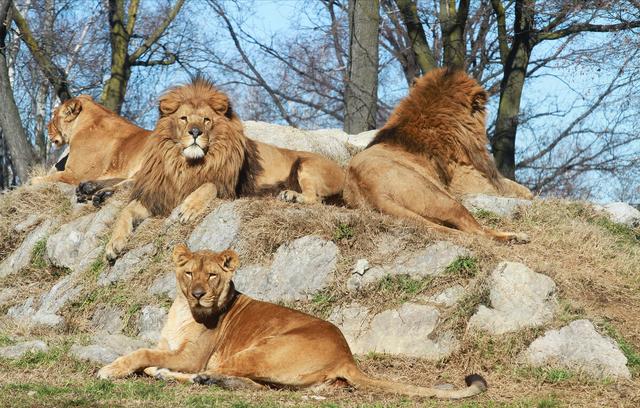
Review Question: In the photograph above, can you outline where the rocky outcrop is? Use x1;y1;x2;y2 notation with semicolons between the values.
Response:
70;334;149;365
97;243;156;286
521;320;631;380
137;305;167;342
469;262;557;334
462;194;533;218
0;340;48;359
188;202;240;252
234;235;337;302
0;219;54;278
347;241;470;291
599;202;640;228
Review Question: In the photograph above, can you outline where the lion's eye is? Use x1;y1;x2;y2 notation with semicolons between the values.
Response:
185;272;192;278
209;273;217;280
180;116;188;122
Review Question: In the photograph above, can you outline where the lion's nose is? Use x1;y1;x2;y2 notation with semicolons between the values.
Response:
189;127;202;138
191;288;206;299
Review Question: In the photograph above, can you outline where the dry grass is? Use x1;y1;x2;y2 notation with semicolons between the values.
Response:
1;184;640;406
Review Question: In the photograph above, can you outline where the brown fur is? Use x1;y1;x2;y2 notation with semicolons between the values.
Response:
29;95;151;190
344;68;531;242
105;77;344;261
98;245;487;400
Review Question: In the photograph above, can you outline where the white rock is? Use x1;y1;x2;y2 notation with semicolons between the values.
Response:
243;121;351;164
329;303;457;359
347;241;470;291
46;203;119;271
469;262;557;335
234;235;337;302
137;305;167;342
521;320;631;380
148;272;176;299
97;243;156;286
70;334;148;365
347;129;377;149
426;285;465;308
188;202;240;252
0;340;48;359
601;202;640;228
0;219;54;278
462;194;532;218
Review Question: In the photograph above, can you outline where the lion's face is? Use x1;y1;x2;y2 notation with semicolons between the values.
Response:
171;103;216;160
172;244;239;322
47;96;93;147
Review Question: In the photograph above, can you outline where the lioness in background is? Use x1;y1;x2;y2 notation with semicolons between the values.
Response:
105;77;344;261
29;95;152;204
98;244;487;400
344;68;530;242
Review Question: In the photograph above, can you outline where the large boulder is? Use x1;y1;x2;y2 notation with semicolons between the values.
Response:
148;272;177;299
347;241;470;290
243;121;351;164
520;320;631;380
234;235;337;302
46;203;119;271
600;202;640;228
469;262;557;335
329;303;457;360
188;202;240;252
462;194;533;218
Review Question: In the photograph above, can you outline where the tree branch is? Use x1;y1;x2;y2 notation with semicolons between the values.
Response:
128;0;185;63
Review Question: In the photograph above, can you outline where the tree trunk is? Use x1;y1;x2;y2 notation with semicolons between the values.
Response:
0;0;36;182
344;0;380;134
491;0;534;180
394;0;437;75
101;0;131;113
439;0;469;69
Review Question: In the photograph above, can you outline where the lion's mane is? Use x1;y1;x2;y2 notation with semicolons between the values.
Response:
130;77;252;216
368;68;502;190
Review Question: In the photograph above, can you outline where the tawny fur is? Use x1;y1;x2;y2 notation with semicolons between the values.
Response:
344;68;531;242
29;95;151;188
97;245;488;400
105;77;344;261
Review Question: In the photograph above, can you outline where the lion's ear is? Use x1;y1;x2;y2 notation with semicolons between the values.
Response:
172;243;191;266
219;249;239;273
208;94;232;118
471;89;488;113
62;99;82;122
159;97;179;117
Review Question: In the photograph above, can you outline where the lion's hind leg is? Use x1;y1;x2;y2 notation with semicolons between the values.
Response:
278;157;344;204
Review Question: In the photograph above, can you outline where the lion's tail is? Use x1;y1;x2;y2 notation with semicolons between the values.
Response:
340;365;487;399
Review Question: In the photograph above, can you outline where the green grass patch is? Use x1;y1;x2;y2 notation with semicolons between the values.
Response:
473;209;502;226
445;256;479;277
88;257;106;279
333;223;354;241
600;322;640;374
12;345;65;369
589;216;640;245
376;274;430;300
0;334;14;346
30;238;48;269
309;291;336;318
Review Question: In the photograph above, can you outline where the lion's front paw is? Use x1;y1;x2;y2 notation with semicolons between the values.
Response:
278;190;304;204
105;236;126;262
92;188;115;207
97;360;132;379
177;200;206;224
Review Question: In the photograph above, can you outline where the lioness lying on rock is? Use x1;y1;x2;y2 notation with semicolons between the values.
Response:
97;244;487;399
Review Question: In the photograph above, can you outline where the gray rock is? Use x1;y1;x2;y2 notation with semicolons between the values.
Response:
329;303;457;359
0;219;54;278
14;214;40;233
426;285;465;308
601;202;640;228
0;288;17;306
46;203;119;271
70;334;148;365
188;202;240;252
7;297;36;321
243;121;351;165
148;272;177;299
91;305;124;334
0;340;48;359
521;320;631;380
97;243;156;286
137;305;167;342
234;236;337;302
469;262;557;335
347;241;470;290
462;194;533;218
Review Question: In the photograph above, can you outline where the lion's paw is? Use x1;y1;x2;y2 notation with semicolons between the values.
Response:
153;367;172;381
97;361;131;379
177;200;206;224
278;190;304;204
92;188;115;207
105;237;126;262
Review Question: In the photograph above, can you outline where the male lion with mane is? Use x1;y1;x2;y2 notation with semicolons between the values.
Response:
29;95;152;203
105;77;343;261
344;68;530;242
98;244;488;400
